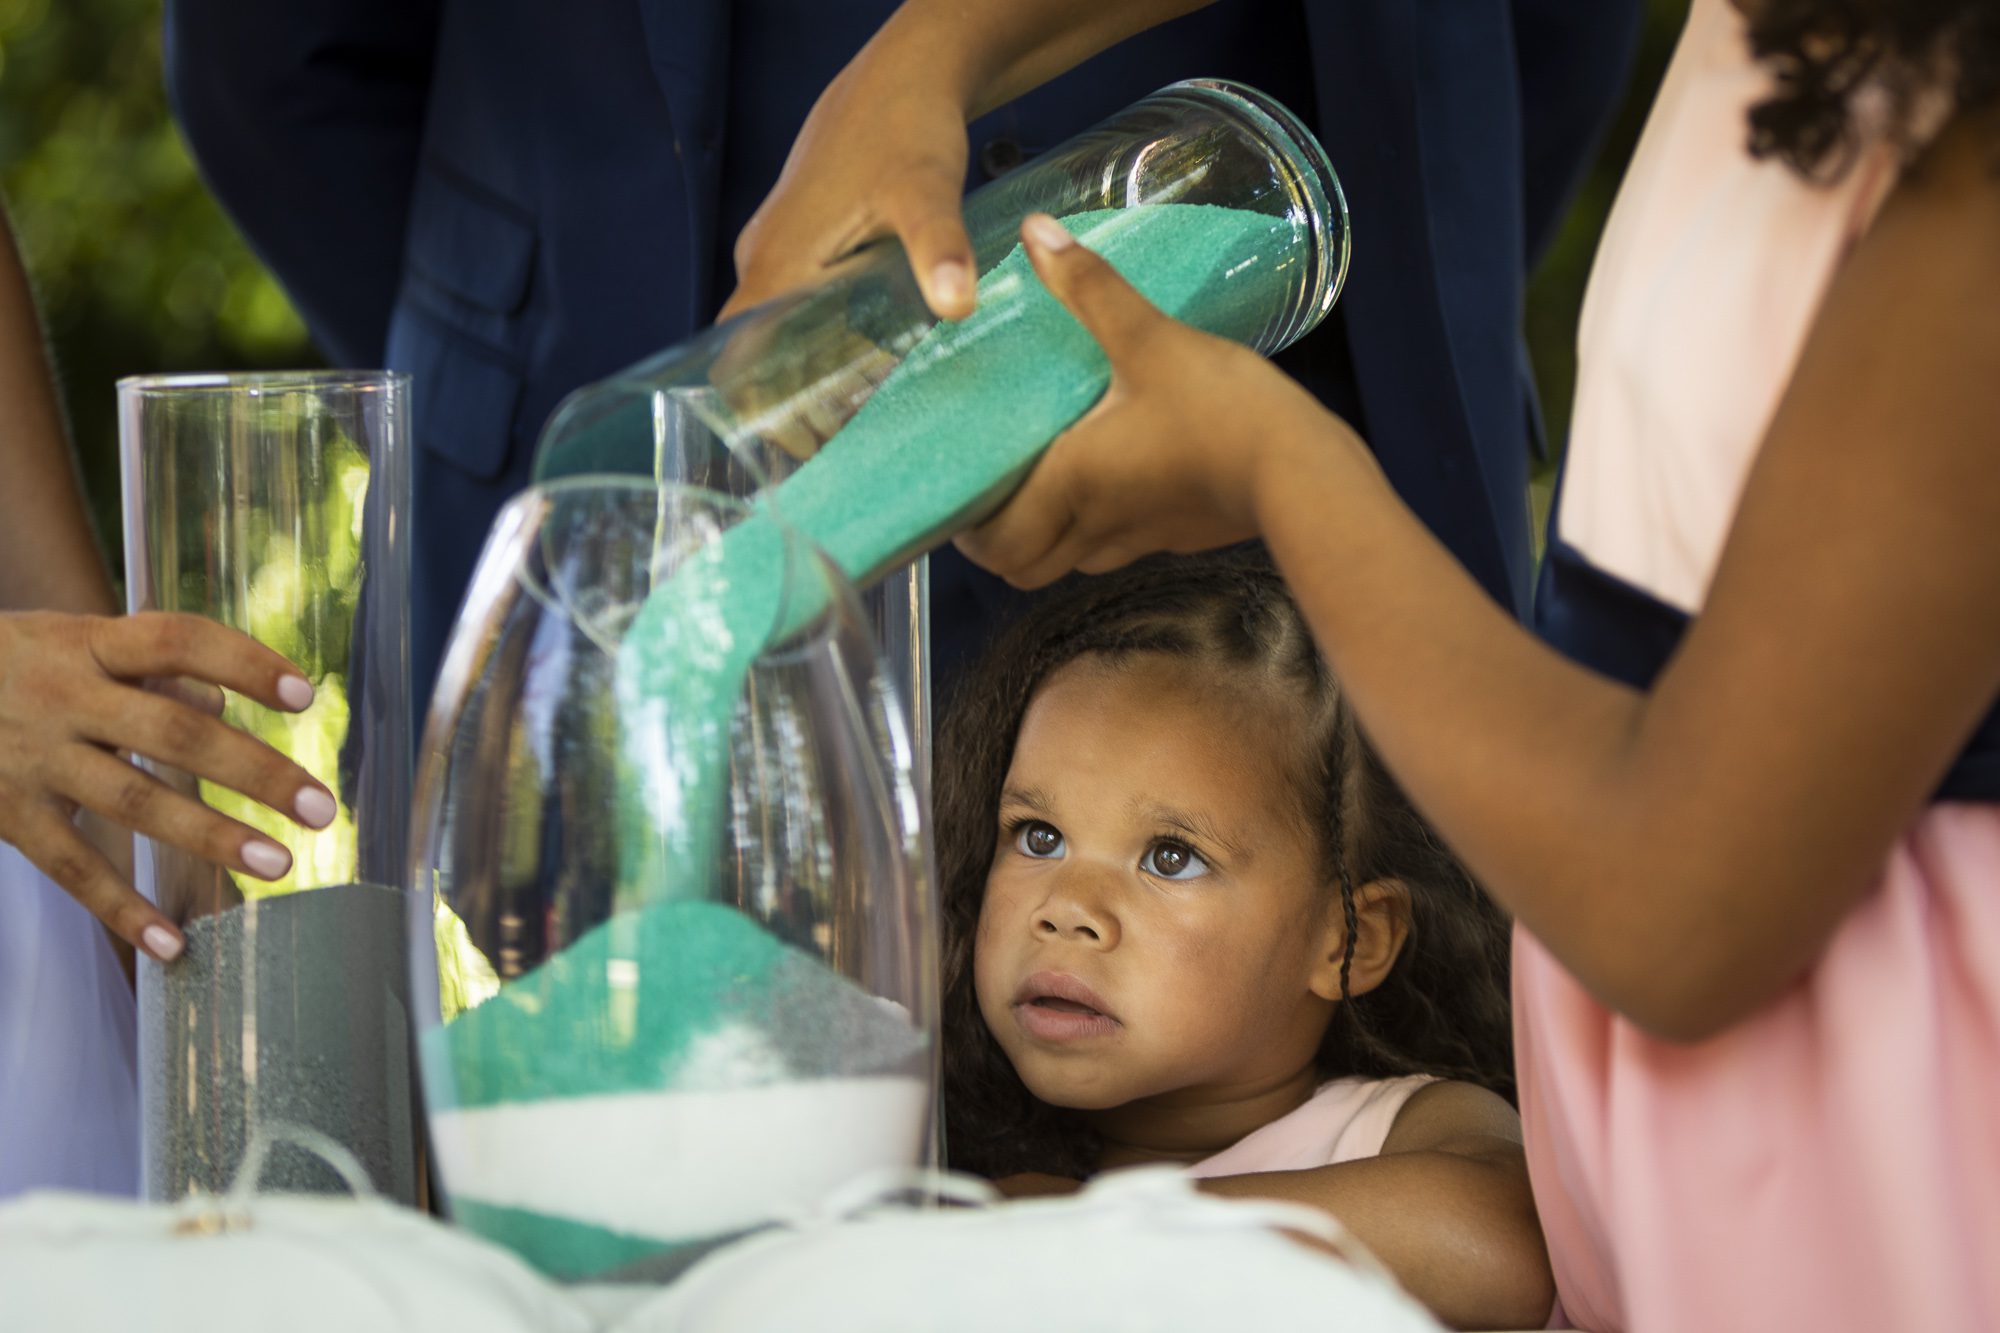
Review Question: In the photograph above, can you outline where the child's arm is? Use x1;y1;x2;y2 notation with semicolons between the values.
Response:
961;111;2000;1042
1194;1081;1548;1332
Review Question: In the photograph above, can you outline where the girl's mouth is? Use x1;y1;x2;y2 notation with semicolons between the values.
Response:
1011;971;1122;1042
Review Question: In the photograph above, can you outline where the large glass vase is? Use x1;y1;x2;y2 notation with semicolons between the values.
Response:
410;477;937;1282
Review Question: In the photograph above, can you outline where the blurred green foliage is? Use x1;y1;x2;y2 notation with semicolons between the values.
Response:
0;0;318;592
3;0;1687;582
181;422;371;897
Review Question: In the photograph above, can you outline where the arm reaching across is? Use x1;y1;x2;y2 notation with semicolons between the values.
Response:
722;0;1214;322
962;121;2000;1045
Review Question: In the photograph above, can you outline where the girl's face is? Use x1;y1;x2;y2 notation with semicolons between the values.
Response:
973;654;1347;1114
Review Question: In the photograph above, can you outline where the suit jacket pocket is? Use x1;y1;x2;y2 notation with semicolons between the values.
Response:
405;158;536;316
389;304;524;482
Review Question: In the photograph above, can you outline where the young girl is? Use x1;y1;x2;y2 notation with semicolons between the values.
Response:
957;2;2000;1329
935;550;1551;1331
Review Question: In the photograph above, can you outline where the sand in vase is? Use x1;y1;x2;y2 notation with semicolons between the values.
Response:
424;900;929;1279
141;882;417;1202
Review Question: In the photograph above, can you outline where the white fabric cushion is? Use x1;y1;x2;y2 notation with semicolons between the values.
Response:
0;1189;591;1332
607;1167;1444;1332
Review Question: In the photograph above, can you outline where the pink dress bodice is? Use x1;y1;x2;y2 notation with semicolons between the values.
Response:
1520;3;2000;1328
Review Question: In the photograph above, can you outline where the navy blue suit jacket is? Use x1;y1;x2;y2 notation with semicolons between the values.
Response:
165;0;1639;703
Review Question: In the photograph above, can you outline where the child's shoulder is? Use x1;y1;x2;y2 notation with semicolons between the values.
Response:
1189;1075;1440;1178
1377;1078;1522;1159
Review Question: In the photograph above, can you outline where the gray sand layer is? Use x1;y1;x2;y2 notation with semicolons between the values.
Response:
139;882;417;1202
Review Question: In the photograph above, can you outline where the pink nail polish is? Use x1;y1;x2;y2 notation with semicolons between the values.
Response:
295;787;337;830
143;924;184;962
242;840;291;880
277;675;314;711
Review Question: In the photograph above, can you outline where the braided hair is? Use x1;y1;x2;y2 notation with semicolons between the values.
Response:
1742;0;2000;177
935;549;1513;1180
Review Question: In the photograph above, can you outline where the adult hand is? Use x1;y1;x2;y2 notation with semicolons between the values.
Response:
721;0;1226;322
954;215;1367;588
719;45;975;323
0;611;335;962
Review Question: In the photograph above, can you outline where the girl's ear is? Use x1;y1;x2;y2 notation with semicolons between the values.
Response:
1307;878;1411;1002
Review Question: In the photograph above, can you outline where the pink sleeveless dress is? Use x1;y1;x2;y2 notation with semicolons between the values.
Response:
1184;1075;1435;1178
1519;2;2000;1329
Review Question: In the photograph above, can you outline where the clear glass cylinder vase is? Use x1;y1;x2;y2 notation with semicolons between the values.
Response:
117;370;415;1203
411;477;937;1282
531;78;1348;797
532;77;1346;501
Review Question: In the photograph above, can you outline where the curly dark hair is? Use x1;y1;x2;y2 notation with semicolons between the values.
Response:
934;549;1514;1181
1744;0;2000;177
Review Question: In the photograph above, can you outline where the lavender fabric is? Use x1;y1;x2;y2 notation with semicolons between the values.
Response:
0;843;138;1198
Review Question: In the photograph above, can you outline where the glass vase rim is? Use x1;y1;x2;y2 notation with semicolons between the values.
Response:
1161;78;1351;346
517;471;760;516
116;369;412;397
499;473;864;664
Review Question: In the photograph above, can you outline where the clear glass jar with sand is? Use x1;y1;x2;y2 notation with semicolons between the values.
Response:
409;477;937;1282
118;371;416;1204
531;77;1350;781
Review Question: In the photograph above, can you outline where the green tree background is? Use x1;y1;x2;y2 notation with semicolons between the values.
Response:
0;0;316;590
2;0;1690;587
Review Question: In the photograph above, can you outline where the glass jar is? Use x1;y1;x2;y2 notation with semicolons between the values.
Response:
117;371;416;1203
410;478;937;1282
532;77;1349;793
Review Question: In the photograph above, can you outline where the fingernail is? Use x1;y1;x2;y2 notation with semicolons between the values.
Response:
142;924;184;963
295;786;337;830
242;839;291;880
277;675;314;711
931;260;971;308
1023;214;1074;252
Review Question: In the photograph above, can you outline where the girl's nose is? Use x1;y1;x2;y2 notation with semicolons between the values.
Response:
1034;869;1118;948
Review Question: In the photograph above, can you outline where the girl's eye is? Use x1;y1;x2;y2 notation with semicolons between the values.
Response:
1142;839;1210;881
1015;821;1065;859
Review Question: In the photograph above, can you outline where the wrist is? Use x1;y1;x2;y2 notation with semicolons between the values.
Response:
866;2;993;119
1244;393;1374;533
0;563;117;616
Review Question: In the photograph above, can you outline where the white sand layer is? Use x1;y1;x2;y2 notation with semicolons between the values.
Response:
430;1076;928;1240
